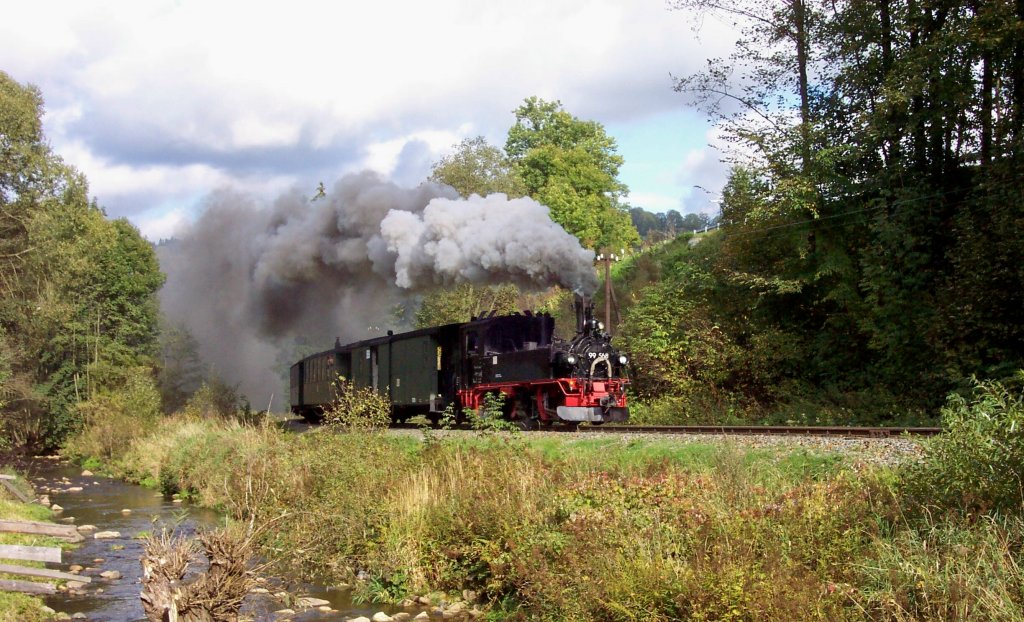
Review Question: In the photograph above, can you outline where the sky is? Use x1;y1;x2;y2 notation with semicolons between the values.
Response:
1;0;738;241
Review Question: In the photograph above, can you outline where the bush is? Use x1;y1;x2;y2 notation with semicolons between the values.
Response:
323;378;392;431
903;373;1024;516
66;371;161;461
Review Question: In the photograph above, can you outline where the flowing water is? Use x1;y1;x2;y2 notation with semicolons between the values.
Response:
19;458;404;622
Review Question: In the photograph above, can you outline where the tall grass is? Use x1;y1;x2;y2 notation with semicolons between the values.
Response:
68;400;1024;620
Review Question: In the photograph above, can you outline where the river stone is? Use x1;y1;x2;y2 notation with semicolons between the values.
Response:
67;486;83;492
51;503;63;511
81;469;94;476
78;524;97;533
100;570;122;580
121;508;132;514
59;517;76;523
250;587;269;594
349;617;371;622
66;581;87;590
54;613;71;621
416;596;431;606
273;609;295;617
372;613;393;622
69;564;83;572
296;597;330;608
94;531;121;539
398;599;416;608
413;613;430;621
72;614;87;620
393;613;412;622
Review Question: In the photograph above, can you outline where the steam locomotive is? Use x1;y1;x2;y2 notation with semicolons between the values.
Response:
289;300;629;427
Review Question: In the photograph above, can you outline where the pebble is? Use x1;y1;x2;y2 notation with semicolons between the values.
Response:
77;525;98;533
250;587;270;594
349;617;371;622
51;503;63;512
100;570;122;580
372;613;393;622
66;581;87;590
69;564;83;573
92;558;104;563
81;470;93;476
416;596;431;606
274;609;296;617
67;486;83;492
393;614;412;622
121;508;132;514
296;597;330;608
413;613;430;621
72;614;87;620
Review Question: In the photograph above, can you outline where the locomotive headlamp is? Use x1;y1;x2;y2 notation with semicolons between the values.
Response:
618;355;628;365
598;321;605;330
566;354;577;365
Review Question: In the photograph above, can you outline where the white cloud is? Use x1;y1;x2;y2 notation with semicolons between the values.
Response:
135;207;191;242
1;0;738;228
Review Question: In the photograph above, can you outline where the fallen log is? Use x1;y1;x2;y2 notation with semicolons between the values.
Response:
0;544;62;563
0;519;84;542
0;578;57;594
0;563;91;583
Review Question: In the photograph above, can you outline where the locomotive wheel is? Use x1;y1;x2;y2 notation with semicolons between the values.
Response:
427;413;442;427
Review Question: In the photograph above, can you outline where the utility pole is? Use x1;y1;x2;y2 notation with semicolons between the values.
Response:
595;249;623;334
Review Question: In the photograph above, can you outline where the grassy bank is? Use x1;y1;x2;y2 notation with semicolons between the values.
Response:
0;472;62;622
61;376;1024;621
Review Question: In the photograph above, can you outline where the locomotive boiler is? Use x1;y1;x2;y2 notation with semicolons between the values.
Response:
289;299;629;427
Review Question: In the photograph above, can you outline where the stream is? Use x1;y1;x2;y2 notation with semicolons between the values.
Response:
20;457;405;622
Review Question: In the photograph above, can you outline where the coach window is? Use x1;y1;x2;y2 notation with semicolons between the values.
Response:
466;331;478;354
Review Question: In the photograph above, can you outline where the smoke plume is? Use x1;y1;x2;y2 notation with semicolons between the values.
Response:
158;172;597;407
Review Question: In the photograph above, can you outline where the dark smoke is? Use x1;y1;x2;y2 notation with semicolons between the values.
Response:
158;172;597;408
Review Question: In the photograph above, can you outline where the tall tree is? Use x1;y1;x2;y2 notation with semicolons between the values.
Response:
505;97;639;251
0;71;165;446
429;136;526;198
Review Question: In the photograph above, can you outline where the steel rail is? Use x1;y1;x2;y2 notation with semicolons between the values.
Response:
387;422;942;437
573;424;942;437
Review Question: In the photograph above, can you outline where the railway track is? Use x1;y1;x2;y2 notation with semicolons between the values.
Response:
572;424;942;438
389;422;942;438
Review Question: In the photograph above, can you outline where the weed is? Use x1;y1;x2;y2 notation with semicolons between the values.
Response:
323;377;391;431
903;374;1024;517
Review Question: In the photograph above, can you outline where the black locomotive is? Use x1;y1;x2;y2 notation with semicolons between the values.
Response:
289;300;629;427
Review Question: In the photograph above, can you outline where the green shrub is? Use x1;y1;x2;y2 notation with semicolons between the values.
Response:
903;374;1024;516
66;371;161;461
323;378;391;431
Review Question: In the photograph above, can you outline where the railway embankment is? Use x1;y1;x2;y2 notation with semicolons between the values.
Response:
52;375;1024;621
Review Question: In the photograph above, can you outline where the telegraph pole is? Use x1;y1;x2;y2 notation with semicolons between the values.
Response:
596;249;623;334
